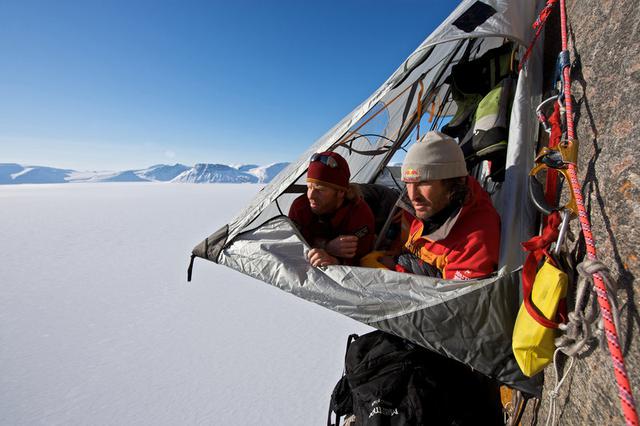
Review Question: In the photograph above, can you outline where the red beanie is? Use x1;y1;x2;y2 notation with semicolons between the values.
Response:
307;151;350;190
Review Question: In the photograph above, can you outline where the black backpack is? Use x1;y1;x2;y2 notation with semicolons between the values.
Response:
327;331;503;426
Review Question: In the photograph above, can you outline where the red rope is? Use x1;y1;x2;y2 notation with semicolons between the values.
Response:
519;0;559;71
558;0;639;424
544;103;562;224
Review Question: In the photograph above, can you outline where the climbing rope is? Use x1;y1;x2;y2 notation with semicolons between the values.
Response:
519;0;559;71
547;262;620;426
555;260;621;356
545;348;576;426
556;0;639;424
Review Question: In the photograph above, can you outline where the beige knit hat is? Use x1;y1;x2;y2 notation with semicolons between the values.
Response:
401;131;468;182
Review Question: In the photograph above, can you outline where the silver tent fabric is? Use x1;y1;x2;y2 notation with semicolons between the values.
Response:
212;0;543;246
419;0;535;48
192;0;545;395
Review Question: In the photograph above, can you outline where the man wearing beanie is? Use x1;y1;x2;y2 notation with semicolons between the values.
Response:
288;151;375;267
391;130;500;279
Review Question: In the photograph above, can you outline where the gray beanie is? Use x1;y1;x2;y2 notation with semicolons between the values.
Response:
401;131;468;182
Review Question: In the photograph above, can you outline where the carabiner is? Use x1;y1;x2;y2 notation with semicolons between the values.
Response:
528;147;578;216
536;95;559;134
553;208;571;257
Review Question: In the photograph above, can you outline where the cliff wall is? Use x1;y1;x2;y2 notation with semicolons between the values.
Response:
523;1;640;424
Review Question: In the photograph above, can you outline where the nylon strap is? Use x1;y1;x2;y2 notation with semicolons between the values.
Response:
521;212;562;329
519;0;559;71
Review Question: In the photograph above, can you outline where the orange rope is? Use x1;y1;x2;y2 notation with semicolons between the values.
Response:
336;83;414;147
416;80;424;140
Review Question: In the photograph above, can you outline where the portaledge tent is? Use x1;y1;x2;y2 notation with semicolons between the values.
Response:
190;0;545;395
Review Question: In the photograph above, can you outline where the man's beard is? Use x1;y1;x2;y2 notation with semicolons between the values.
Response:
419;200;462;235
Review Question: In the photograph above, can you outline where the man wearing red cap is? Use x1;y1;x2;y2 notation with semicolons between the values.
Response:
288;151;375;267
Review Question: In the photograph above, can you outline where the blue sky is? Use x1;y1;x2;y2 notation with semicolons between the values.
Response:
1;0;459;170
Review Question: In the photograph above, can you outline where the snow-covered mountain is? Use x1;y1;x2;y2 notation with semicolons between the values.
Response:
1;163;191;184
172;163;258;183
66;164;191;183
99;170;150;182
232;164;260;172
137;164;191;181
0;162;289;185
246;162;290;183
0;163;74;184
171;163;292;183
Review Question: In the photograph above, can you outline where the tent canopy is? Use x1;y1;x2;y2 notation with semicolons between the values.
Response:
191;0;545;395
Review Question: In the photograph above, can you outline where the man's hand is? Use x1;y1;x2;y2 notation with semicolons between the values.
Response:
325;235;358;258
308;248;340;267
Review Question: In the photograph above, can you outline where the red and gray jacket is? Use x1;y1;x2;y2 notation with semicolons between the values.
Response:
288;194;375;265
401;176;500;280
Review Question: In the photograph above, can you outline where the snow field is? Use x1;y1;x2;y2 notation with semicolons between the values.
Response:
0;183;371;425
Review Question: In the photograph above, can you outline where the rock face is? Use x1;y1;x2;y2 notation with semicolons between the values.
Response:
522;1;640;424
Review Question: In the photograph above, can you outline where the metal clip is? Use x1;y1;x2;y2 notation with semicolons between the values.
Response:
554;51;571;103
558;138;579;165
536;95;559;134
534;146;564;168
553;208;571;256
528;147;578;216
558;50;571;71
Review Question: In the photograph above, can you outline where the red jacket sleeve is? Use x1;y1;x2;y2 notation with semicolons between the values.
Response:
288;194;312;243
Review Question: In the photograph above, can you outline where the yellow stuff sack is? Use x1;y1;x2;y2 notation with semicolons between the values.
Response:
359;250;393;269
512;259;568;377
